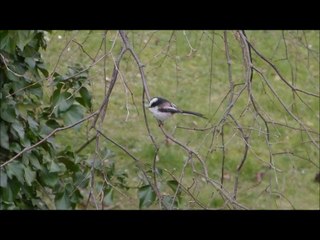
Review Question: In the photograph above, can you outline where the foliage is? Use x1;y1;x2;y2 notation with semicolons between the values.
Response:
0;30;121;209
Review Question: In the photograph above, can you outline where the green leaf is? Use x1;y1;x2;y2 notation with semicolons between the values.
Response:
12;122;25;140
6;70;20;82
0;169;7;187
55;190;71;210
61;104;84;126
167;180;181;195
69;188;83;205
0;103;17;123
138;185;156;209
9;142;21;153
27;116;39;131
103;188;114;205
49;161;61;173
17;30;35;51
21;135;31;147
58;92;74;112
24;166;36;186
0;122;9;150
51;90;74;112
51;88;61;106
41;172;58;188
30;154;42;170
6;161;25;184
59;156;79;172
29;83;43;98
162;195;178;209
79;87;92;108
25;57;36;69
1;178;21;202
16;103;28;120
36;62;49;77
0;33;16;54
46;119;61;130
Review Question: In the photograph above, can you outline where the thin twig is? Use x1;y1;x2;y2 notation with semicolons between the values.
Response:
253;66;319;149
0;53;25;77
1;111;98;168
75;135;97;154
96;129;165;209
247;39;319;98
48;32;78;84
229;114;249;199
72;39;95;61
159;126;209;178
91;46;127;128
220;125;225;188
163;168;207;209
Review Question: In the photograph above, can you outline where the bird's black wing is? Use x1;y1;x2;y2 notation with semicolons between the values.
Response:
158;107;182;114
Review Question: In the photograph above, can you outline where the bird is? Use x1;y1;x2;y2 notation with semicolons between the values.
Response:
147;97;206;125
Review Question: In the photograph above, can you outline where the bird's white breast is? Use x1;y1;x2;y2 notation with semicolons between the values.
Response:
148;106;172;121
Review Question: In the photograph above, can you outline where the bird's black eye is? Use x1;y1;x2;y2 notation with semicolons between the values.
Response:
150;101;157;108
149;97;166;108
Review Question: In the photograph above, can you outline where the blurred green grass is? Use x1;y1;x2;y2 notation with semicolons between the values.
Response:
41;30;319;209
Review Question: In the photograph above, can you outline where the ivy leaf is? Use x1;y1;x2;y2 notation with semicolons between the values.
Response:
6;161;25;184
24;166;36;186
138;185;156;209
0;169;8;187
49;161;61;173
0;103;17;123
41;172;58;188
58;92;74;112
12;122;25;140
0;33;16;54
21;135;31;148
79;87;92;108
103;188;114;206
25;57;36;69
162;195;178;209
17;30;35;51
0;121;9;150
27;116;39;132
1;178;20;202
9;142;21;153
30;154;42;170
29;83;43;98
36;62;49;77
51;88;61;106
55;190;71;210
51;90;74;113
69;188;83;206
61;104;84;127
45;119;61;130
167;180;182;196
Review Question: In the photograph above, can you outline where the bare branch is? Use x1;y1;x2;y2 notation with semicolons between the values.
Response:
0;53;25;77
72;39;95;62
229;114;249;199
75;135;97;154
96;129;165;209
163;168;207;209
159;126;209;178
91;45;127;128
253;66;319;149
247;38;319;98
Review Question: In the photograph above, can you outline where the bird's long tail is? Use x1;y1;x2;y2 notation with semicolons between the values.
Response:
181;110;207;119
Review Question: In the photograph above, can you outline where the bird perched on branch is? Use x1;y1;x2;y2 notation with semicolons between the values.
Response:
147;97;206;125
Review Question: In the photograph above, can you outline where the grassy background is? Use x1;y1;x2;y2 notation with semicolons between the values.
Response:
41;30;319;209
